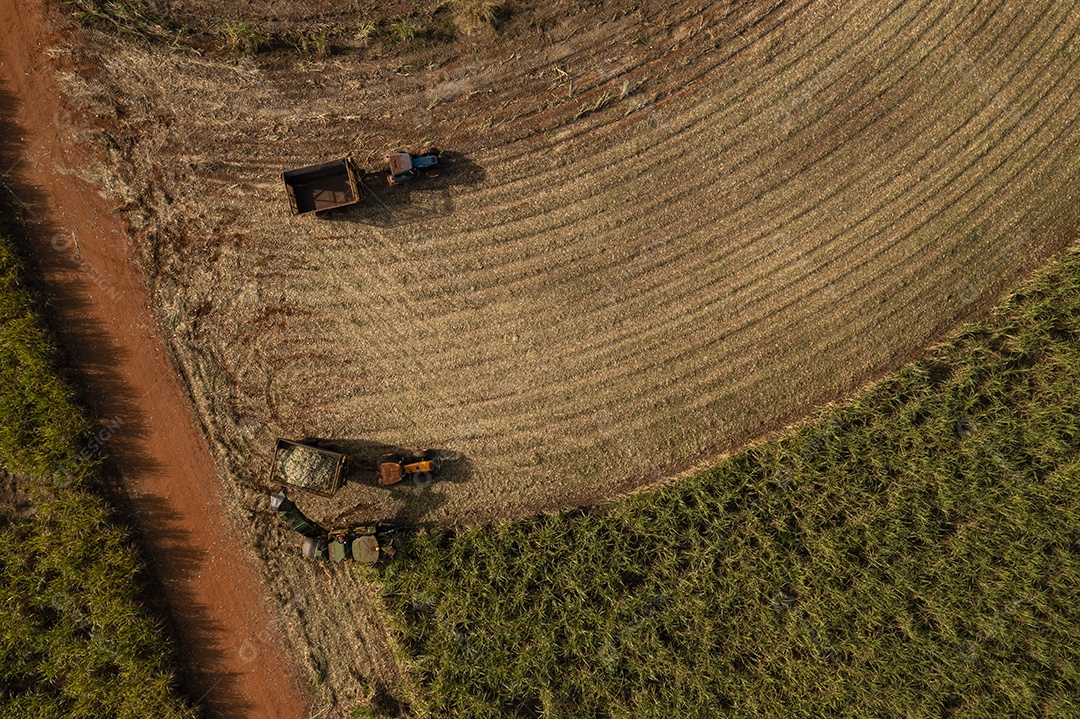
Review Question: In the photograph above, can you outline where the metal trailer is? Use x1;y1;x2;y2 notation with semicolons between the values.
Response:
281;156;366;216
268;438;350;497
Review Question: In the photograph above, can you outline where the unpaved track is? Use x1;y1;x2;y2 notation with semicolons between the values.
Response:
0;2;310;717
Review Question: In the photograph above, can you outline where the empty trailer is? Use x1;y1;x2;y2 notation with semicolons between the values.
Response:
281;156;366;216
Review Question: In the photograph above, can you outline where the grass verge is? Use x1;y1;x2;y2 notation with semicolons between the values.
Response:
68;0;176;42
0;235;196;718
380;245;1080;718
69;0;505;57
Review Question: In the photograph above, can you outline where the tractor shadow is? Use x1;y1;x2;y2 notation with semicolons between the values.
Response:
332;151;485;228
287;437;473;526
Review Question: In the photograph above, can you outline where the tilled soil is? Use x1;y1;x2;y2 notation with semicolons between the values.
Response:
68;0;1080;525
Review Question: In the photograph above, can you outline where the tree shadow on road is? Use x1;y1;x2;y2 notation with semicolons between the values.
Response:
0;82;260;719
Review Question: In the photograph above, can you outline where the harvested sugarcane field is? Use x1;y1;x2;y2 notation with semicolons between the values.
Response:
0;0;1077;716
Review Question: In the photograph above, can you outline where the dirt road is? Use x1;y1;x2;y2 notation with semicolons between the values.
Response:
0;2;311;716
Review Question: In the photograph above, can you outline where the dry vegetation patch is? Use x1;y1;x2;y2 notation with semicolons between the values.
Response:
63;0;1080;526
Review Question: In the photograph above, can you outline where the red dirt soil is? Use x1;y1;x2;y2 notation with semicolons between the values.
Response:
0;2;311;717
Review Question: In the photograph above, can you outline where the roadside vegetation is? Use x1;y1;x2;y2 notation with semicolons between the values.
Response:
70;0;506;56
0;235;196;717
69;0;176;42
381;246;1080;718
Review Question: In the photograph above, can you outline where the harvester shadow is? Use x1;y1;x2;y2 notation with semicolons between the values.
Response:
0;84;255;719
334;151;485;228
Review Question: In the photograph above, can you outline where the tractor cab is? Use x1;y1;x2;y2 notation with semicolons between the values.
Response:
384;149;440;185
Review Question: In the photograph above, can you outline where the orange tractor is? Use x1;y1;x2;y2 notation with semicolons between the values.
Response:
377;451;441;486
